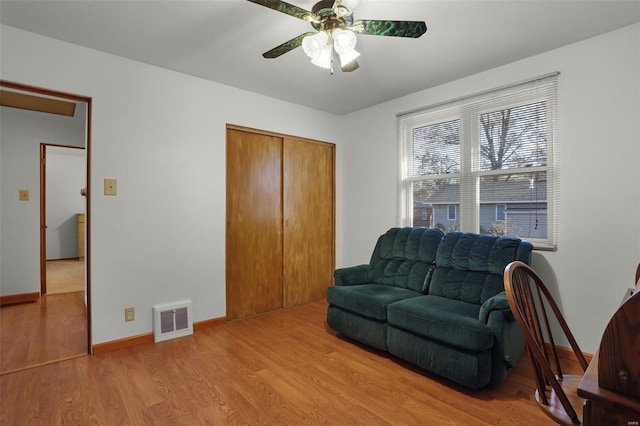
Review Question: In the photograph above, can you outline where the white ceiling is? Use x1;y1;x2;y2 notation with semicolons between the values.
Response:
1;0;639;115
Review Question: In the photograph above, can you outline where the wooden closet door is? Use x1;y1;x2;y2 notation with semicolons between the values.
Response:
283;138;335;307
226;129;283;320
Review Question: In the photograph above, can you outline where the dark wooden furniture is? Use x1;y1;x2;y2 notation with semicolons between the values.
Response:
504;261;589;425
578;280;640;426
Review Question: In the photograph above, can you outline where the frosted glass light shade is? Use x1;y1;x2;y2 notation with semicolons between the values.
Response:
338;49;360;67
332;28;357;55
303;31;333;69
303;31;329;59
311;45;333;69
342;0;361;11
332;28;359;67
303;29;361;71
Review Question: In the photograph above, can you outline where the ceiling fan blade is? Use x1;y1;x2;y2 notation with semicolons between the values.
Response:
247;0;317;22
263;32;316;58
352;20;427;38
341;60;359;72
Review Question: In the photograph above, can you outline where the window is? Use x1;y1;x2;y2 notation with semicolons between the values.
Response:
447;205;457;221
398;74;559;248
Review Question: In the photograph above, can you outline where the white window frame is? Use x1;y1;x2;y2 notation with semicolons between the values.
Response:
447;205;457;221
397;73;559;249
496;204;507;221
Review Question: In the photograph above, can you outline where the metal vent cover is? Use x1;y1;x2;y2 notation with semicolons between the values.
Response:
153;300;193;343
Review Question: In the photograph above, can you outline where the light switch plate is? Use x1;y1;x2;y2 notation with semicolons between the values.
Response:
19;190;29;201
104;179;117;196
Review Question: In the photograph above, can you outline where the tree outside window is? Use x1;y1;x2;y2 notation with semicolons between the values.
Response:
399;74;558;248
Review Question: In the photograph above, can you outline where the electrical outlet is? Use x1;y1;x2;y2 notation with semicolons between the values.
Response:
125;307;135;322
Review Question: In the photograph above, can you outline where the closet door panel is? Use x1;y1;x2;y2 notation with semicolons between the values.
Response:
283;138;335;308
226;129;283;320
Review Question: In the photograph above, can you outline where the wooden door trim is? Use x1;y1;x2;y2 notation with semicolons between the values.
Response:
0;80;91;103
1;79;93;355
40;144;46;295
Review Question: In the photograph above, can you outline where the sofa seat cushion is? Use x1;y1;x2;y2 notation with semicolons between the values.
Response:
387;326;493;389
326;284;421;321
387;295;494;351
327;306;388;351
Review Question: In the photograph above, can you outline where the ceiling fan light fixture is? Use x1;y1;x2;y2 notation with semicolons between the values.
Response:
332;28;359;67
338;49;360;67
303;31;333;69
249;0;428;73
302;31;329;58
334;0;360;16
340;0;361;12
332;28;357;54
310;44;333;69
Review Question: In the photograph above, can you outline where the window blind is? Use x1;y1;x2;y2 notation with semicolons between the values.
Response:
397;73;559;249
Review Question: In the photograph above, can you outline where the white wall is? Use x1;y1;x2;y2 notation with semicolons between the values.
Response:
3;22;638;354
46;145;86;260
341;23;640;353
1;104;86;295
1;24;347;345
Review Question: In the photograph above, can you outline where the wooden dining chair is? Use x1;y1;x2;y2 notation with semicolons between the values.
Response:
504;261;589;425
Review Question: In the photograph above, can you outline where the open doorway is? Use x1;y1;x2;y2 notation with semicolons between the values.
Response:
0;81;92;374
41;144;86;296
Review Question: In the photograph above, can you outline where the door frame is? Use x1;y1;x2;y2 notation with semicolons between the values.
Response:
1;79;93;354
40;143;86;295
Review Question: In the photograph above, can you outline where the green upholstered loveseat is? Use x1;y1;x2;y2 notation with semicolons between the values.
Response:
326;227;534;389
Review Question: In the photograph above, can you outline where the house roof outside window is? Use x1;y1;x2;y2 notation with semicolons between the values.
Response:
414;180;547;207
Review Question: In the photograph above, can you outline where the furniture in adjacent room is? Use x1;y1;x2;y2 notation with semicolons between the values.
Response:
225;125;335;321
504;261;589;425
77;213;85;259
327;227;533;389
578;280;640;426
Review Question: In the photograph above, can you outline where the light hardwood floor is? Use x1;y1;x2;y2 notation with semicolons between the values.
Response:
46;259;85;294
0;258;87;373
0;291;88;374
0;300;571;425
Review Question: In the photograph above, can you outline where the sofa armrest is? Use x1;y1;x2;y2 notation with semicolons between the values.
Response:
482;292;526;384
486;310;526;385
479;291;514;324
334;265;374;286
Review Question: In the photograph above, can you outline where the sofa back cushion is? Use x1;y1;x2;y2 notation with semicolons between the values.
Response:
428;232;533;304
370;227;444;292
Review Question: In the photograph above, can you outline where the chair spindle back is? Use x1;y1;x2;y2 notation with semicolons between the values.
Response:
504;261;588;425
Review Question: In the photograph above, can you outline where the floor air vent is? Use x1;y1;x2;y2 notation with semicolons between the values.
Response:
153;300;193;343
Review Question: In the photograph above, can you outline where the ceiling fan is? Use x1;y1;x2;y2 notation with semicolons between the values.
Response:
247;0;427;73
